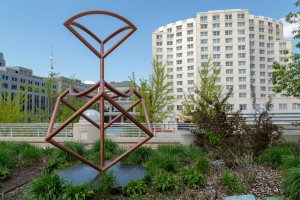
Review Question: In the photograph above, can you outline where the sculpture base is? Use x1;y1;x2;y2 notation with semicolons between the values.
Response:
56;162;146;188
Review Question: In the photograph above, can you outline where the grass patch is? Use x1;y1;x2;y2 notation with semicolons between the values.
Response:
282;167;300;200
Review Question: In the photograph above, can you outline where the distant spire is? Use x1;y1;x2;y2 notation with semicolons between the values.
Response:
49;45;54;73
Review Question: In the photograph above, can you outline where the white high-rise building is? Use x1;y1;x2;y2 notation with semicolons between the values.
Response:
152;9;298;123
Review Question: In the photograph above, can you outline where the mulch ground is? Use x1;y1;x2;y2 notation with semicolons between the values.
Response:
0;159;46;199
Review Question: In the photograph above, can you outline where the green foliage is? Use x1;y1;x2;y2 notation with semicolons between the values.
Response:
58;142;85;162
272;0;300;97
122;146;154;165
244;84;283;156
122;179;147;197
62;183;94;200
153;171;179;192
180;167;205;189
29;173;64;200
0;142;43;168
145;144;188;173
42;158;71;175
182;57;222;121
128;59;175;123
0;89;30;123
92;172;115;198
282;167;300;200
0;166;10;182
281;155;300;171
89;139;119;161
56;96;90;123
219;170;246;193
260;146;294;167
196;155;212;174
20;145;43;164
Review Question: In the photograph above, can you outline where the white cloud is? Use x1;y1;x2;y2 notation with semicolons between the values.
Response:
279;17;298;39
83;80;95;84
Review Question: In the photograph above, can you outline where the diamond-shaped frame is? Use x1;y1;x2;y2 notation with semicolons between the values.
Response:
46;81;153;172
46;10;153;172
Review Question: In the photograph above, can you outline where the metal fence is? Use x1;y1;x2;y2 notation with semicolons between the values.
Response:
0;112;299;138
0;123;72;137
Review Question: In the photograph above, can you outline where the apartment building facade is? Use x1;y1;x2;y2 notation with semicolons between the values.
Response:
152;9;298;123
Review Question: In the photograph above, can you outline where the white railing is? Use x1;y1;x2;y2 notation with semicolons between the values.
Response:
0;123;72;137
0;112;299;138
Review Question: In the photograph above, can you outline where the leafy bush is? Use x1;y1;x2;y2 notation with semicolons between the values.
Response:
219;170;246;193
92;172;115;198
244;85;283;156
180;167;205;189
282;167;300;200
122;146;153;165
58;142;85;162
153;171;179;192
122;179;147;197
29;173;64;200
42;158;71;175
62;183;94;200
260;146;293;167
0;166;10;182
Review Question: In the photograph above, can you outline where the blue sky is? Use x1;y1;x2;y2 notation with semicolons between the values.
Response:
0;0;298;83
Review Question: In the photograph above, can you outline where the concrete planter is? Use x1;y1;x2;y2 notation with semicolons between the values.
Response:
180;132;197;146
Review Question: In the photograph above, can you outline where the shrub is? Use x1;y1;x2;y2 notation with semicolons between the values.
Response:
29;173;64;200
122;179;147;197
62;183;94;200
145;144;187;173
260;146;293;167
280;155;300;171
90;139;119;160
180;167;205;189
92;172;115;198
42;158;71;175
122;146;153;165
58;142;85;162
195;155;211;173
219;170;246;193
153;171;179;192
20;145;43;164
0;166;10;182
282;167;300;200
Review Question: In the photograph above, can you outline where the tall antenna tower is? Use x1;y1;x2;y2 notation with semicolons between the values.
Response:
49;45;54;74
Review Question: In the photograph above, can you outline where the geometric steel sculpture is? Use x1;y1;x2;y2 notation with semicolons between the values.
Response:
45;10;153;172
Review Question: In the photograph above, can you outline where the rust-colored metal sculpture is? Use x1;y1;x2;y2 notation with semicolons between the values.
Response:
45;11;153;172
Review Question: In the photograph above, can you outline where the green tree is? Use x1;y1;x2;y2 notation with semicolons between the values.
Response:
129;59;175;123
272;0;300;97
182;57;222;120
0;89;29;123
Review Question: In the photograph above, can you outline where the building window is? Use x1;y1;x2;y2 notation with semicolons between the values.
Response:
213;31;220;36
226;69;233;74
187;23;193;27
225;30;232;35
200;31;208;36
225;38;233;43
187;66;194;70
239;104;247;110
200;16;207;21
226;61;233;66
239;93;246;97
292;103;300;110
187;80;194;85
237;13;245;19
177;105;183;110
279;103;287;110
201;24;208;29
225;14;232;19
239;85;246;90
225;22;232;27
212;15;220;20
238;69;246;74
226;77;234;82
239;77;246;82
213;23;220;28
187;73;194;77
